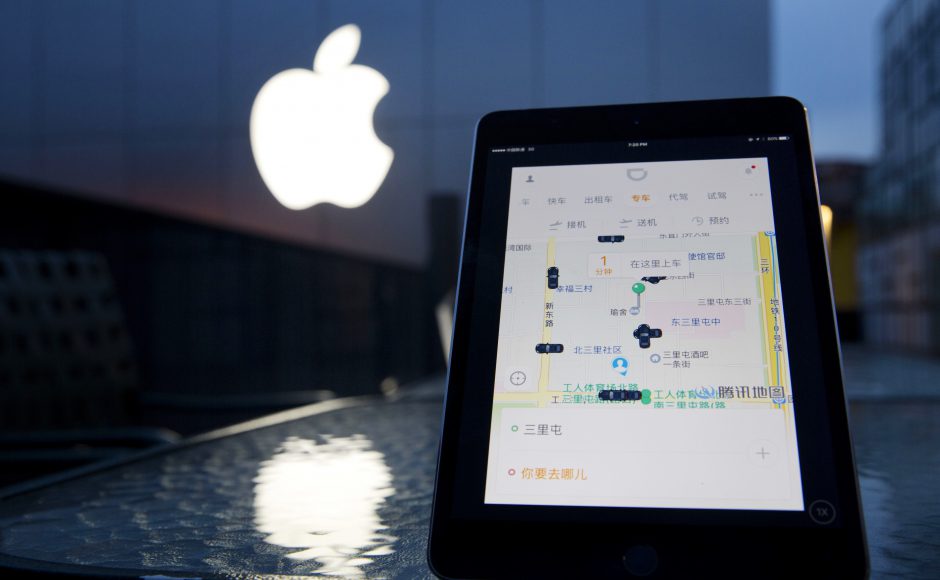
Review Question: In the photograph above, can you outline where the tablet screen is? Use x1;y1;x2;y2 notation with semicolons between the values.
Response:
484;143;804;511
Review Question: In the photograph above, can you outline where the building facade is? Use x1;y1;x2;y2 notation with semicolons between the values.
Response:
818;161;866;342
0;1;773;406
858;0;940;353
0;1;770;267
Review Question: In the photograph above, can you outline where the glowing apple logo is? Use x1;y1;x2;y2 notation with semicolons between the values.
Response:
250;24;393;210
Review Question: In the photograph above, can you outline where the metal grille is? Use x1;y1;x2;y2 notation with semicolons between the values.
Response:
0;251;137;429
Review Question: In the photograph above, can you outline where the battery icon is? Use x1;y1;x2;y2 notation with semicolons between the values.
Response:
779;136;790;141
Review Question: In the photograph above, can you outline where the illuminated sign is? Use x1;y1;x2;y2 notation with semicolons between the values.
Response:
250;24;393;210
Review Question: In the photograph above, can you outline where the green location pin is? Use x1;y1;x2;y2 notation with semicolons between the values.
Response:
641;389;651;405
632;282;646;295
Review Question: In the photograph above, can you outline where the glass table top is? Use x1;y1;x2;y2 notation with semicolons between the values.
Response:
0;393;938;578
0;396;441;578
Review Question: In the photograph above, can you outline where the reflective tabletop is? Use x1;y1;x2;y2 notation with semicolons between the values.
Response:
0;379;938;578
0;394;442;579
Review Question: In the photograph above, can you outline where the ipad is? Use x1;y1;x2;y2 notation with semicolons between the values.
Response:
428;98;867;578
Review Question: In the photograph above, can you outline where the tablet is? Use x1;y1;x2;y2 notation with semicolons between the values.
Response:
428;98;867;578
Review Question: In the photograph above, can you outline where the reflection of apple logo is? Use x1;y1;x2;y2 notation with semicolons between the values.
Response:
250;24;393;210
253;435;396;575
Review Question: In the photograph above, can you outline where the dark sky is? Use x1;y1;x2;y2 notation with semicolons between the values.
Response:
773;0;892;162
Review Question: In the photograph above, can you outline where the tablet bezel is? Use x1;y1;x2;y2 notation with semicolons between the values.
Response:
429;97;867;578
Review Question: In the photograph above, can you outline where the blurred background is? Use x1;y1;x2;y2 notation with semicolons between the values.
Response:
1;0;937;486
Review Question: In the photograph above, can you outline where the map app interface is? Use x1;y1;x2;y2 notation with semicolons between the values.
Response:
484;156;804;511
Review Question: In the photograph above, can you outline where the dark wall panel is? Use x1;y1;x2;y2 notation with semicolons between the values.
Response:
0;180;441;400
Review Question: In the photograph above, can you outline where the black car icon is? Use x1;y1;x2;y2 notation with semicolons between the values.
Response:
598;389;643;401
547;266;559;289
633;324;662;349
597;235;625;243
535;343;564;354
641;276;667;284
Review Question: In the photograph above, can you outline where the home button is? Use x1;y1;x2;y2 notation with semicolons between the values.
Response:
623;544;658;576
